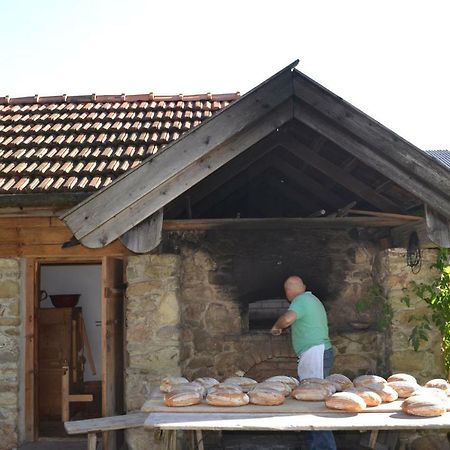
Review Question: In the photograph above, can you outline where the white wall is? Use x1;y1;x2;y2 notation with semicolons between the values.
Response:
40;265;102;381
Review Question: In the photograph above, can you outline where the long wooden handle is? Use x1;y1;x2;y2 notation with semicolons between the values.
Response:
81;315;97;375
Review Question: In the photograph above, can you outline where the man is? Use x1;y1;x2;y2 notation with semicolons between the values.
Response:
271;275;336;450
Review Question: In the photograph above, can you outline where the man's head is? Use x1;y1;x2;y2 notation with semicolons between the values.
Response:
284;276;306;301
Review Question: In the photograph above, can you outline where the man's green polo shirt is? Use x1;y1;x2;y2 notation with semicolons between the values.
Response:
288;291;332;355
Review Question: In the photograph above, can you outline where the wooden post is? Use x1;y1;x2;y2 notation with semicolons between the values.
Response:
61;363;70;422
195;430;204;450
368;430;379;449
87;432;97;450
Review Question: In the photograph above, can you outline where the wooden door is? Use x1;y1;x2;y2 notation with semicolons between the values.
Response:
101;257;124;450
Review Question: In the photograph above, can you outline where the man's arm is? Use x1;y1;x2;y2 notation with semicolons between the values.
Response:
271;310;297;335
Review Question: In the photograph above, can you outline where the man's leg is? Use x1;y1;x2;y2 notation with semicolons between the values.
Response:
303;348;337;450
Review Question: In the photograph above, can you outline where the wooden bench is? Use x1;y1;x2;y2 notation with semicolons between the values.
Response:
64;412;148;450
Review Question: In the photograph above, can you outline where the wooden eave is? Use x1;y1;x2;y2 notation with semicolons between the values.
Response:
60;62;450;249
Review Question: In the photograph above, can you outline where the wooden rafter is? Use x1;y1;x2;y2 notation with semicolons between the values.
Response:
280;135;401;212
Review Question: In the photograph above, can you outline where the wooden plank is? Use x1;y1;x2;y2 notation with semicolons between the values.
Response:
66;101;294;248
425;205;450;248
61;64;297;245
62;364;70;422
272;157;344;209
292;71;450;199
101;257;125;450
119;209;163;253
87;433;97;450
162;217;406;231
281;136;401;212
25;258;37;441
142;397;410;415
349;209;422;221
144;411;450;431
64;412;148;434
69;394;94;402
292;100;450;219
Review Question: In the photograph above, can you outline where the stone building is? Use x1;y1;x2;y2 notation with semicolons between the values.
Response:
0;61;450;450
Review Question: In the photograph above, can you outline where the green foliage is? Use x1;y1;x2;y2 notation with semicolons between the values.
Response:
356;285;393;331
400;248;450;371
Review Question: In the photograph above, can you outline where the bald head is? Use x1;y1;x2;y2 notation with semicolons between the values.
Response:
284;276;306;301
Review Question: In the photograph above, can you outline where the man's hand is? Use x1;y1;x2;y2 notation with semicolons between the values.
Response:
271;326;283;336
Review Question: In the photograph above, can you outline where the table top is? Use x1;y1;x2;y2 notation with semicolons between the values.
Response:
144;411;450;431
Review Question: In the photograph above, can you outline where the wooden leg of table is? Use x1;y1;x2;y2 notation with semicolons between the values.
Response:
195;430;204;450
87;432;97;450
368;430;379;449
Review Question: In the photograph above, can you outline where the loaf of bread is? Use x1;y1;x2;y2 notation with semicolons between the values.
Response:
207;383;242;395
353;375;387;387
292;383;334;401
249;387;285;406
401;395;446;417
189;381;207;397
160;376;189;393
326;374;353;391
193;377;220;390
254;381;291;397
300;378;336;394
424;379;450;395
410;387;448;402
265;376;299;389
345;387;382;407
325;392;366;412
364;383;398;402
387;380;420;398
206;387;250;406
387;373;417;384
223;376;258;392
164;389;202;407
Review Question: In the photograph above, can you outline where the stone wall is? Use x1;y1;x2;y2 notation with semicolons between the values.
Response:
125;254;182;450
0;258;20;450
377;248;445;382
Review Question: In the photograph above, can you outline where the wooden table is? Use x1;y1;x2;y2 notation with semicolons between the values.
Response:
143;397;450;450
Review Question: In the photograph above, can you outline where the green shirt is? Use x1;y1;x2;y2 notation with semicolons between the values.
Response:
288;291;332;355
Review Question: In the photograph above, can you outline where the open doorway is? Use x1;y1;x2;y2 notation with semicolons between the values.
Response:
27;257;124;449
38;263;102;437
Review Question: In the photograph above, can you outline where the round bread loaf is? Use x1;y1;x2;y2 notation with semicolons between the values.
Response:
325;392;366;412
208;384;243;395
223;376;258;392
292;384;334;401
300;378;336;394
345;387;382;407
265;376;298;389
424;379;450;395
387;381;420;398
401;395;446;417
193;377;220;390
189;381;207;397
326;374;354;391
353;375;387;387
410;387;448;402
364;383;398;402
249;387;285;406
206;389;250;406
164;389;202;407
387;373;417;384
254;381;291;397
160;376;189;393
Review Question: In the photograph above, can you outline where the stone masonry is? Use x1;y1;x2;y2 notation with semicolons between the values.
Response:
0;258;20;450
125;254;182;450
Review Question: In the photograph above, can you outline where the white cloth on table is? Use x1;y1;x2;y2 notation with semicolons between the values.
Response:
297;343;325;380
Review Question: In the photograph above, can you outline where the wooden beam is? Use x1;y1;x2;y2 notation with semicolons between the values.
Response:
165;135;281;218
293;71;450;198
280;135;401;212
62;64;296;247
162;217;408;231
272;156;344;208
292;99;450;218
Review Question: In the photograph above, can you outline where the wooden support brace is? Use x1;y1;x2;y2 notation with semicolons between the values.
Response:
87;432;97;450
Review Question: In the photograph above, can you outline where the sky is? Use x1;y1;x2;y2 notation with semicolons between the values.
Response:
1;0;449;150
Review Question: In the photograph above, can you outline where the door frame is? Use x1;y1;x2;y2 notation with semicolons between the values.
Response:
24;256;124;441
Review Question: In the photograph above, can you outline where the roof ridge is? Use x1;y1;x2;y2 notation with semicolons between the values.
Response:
0;92;241;106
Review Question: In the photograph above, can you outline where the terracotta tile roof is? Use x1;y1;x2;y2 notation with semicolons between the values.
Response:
0;92;239;194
